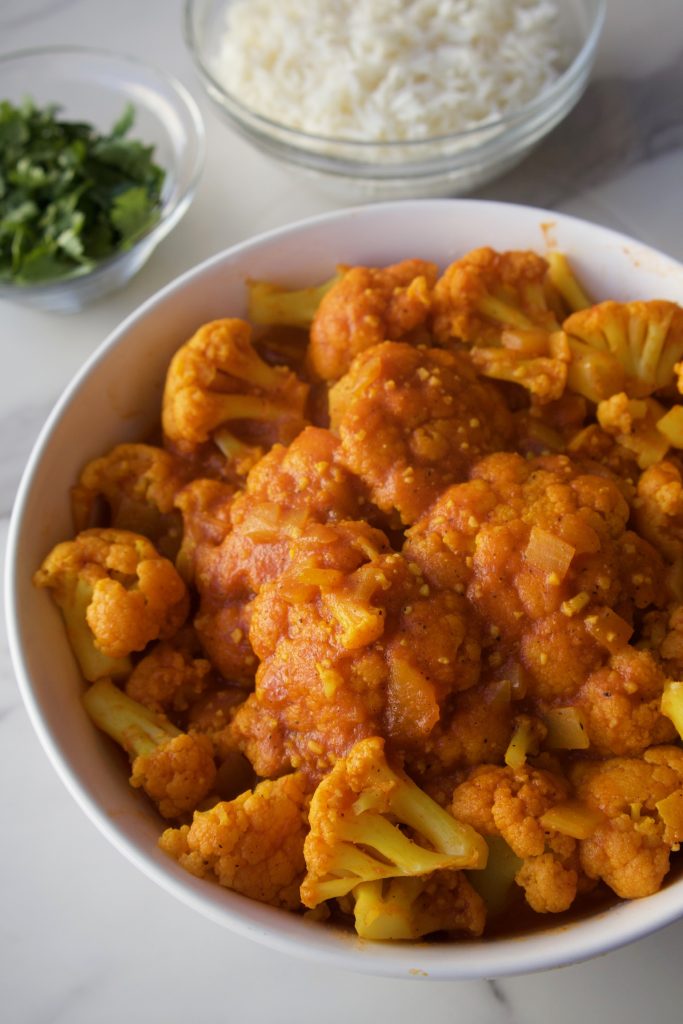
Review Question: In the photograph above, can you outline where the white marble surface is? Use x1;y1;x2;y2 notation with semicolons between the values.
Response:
3;1;683;1020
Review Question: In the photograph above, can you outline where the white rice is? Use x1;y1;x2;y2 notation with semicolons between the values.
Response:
211;0;563;142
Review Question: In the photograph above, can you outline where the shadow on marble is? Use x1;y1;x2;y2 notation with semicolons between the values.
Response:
474;49;683;209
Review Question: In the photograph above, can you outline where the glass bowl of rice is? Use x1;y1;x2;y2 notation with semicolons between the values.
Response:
184;0;605;201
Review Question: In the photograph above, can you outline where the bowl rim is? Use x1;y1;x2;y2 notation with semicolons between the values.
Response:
183;0;606;151
0;43;206;296
7;197;683;980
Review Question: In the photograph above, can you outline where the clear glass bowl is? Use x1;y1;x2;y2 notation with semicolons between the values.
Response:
0;46;205;312
185;0;605;201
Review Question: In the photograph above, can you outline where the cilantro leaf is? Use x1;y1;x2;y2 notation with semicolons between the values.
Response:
110;186;159;246
110;102;135;139
0;99;165;286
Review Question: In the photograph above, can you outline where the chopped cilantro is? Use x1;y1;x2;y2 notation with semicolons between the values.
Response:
0;99;166;286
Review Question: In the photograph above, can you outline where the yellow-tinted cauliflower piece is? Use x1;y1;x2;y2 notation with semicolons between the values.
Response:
309;259;438;381
451;763;580;914
174;477;235;582
83;679;216;819
71;443;186;559
159;772;311;909
565;299;683;402
635;460;683;566
125;626;214;716
404;451;673;755
596;392;669;469
431;247;564;347
471;325;574;408
232;547;482;780
193;427;365;683
352;871;485;940
162;318;308;476
570;747;683;898
301;737;487;909
329;342;513;525
34;528;189;681
131;732;217;820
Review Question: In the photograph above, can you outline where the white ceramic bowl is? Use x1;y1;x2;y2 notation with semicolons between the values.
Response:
7;200;683;980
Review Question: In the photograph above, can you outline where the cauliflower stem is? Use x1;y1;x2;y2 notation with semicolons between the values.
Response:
301;737;488;907
83;677;182;758
83;678;216;818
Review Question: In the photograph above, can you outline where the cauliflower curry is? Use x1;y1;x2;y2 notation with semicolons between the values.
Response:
35;245;683;943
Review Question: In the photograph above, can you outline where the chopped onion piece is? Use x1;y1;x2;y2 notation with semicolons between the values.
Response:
504;715;540;769
656;406;683;448
655;790;683;841
661;680;683;741
543;707;589;750
584;607;633;653
540;800;603;839
524;526;575;579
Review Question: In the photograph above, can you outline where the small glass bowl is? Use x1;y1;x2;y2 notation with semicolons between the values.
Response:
0;46;205;313
185;0;602;201
185;0;605;202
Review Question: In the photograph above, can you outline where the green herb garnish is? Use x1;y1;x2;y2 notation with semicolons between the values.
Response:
0;98;166;286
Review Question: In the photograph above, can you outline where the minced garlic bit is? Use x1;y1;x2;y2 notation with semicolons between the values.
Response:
560;591;591;617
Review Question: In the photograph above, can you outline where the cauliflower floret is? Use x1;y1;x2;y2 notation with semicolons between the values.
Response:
570;748;683;898
565;300;683;402
125;626;214;716
162;318;309;477
514;853;580;914
235;425;363;524
309;259;438;381
193;427;366;683
174;477;235;582
410;679;514;780
634;460;683;599
431;247;565;346
451;763;579;914
231;549;482;779
83;678;216;818
566;423;641;486
329;342;513;525
71;443;187;559
577;647;676;756
469;323;572;408
34;528;189;681
596;392;670;469
300;737;487;910
352;871;485;940
186;686;255;773
159;772;311;909
404;452;669;750
470;345;568;406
